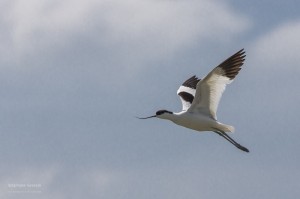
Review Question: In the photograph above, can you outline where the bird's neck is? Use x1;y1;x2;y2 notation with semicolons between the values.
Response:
158;112;182;122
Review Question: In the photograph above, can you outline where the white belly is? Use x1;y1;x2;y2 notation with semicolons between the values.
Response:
172;112;217;132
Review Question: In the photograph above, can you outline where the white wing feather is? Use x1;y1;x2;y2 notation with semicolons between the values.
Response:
177;86;196;111
176;75;200;111
189;49;245;120
190;68;232;119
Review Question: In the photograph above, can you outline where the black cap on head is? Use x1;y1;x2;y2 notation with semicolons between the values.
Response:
156;110;173;115
137;109;173;120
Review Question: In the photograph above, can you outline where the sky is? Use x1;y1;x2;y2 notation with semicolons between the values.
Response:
0;0;300;198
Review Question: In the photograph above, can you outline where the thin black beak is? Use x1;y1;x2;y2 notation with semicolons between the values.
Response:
136;115;156;119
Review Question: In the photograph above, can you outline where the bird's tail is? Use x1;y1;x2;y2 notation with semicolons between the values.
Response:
216;123;235;133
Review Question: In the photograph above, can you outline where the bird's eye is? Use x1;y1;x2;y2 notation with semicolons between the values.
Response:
156;110;164;115
156;110;172;115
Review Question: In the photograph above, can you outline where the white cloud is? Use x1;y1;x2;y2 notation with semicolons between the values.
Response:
0;166;122;199
98;0;250;48
1;0;251;64
250;20;300;71
3;0;95;53
0;166;61;199
81;169;119;197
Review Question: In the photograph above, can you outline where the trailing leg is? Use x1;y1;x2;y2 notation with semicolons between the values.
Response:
213;130;249;152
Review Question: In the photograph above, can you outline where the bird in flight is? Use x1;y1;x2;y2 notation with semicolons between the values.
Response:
138;49;249;152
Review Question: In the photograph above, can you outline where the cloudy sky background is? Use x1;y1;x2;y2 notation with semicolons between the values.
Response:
0;0;300;198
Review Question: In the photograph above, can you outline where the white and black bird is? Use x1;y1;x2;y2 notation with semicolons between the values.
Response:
138;49;249;152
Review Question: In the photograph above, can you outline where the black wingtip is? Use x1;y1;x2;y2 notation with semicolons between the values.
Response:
217;48;246;80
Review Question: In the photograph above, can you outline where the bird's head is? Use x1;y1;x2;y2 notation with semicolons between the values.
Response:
137;109;173;120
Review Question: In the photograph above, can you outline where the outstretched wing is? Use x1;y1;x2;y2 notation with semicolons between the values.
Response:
177;75;201;111
189;49;246;120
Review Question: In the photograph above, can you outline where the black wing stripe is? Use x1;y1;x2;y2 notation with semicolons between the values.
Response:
182;75;201;89
178;92;194;104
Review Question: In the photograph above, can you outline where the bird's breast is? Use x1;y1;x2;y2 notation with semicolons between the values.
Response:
172;112;216;132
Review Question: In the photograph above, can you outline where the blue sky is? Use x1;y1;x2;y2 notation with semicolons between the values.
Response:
0;0;300;198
